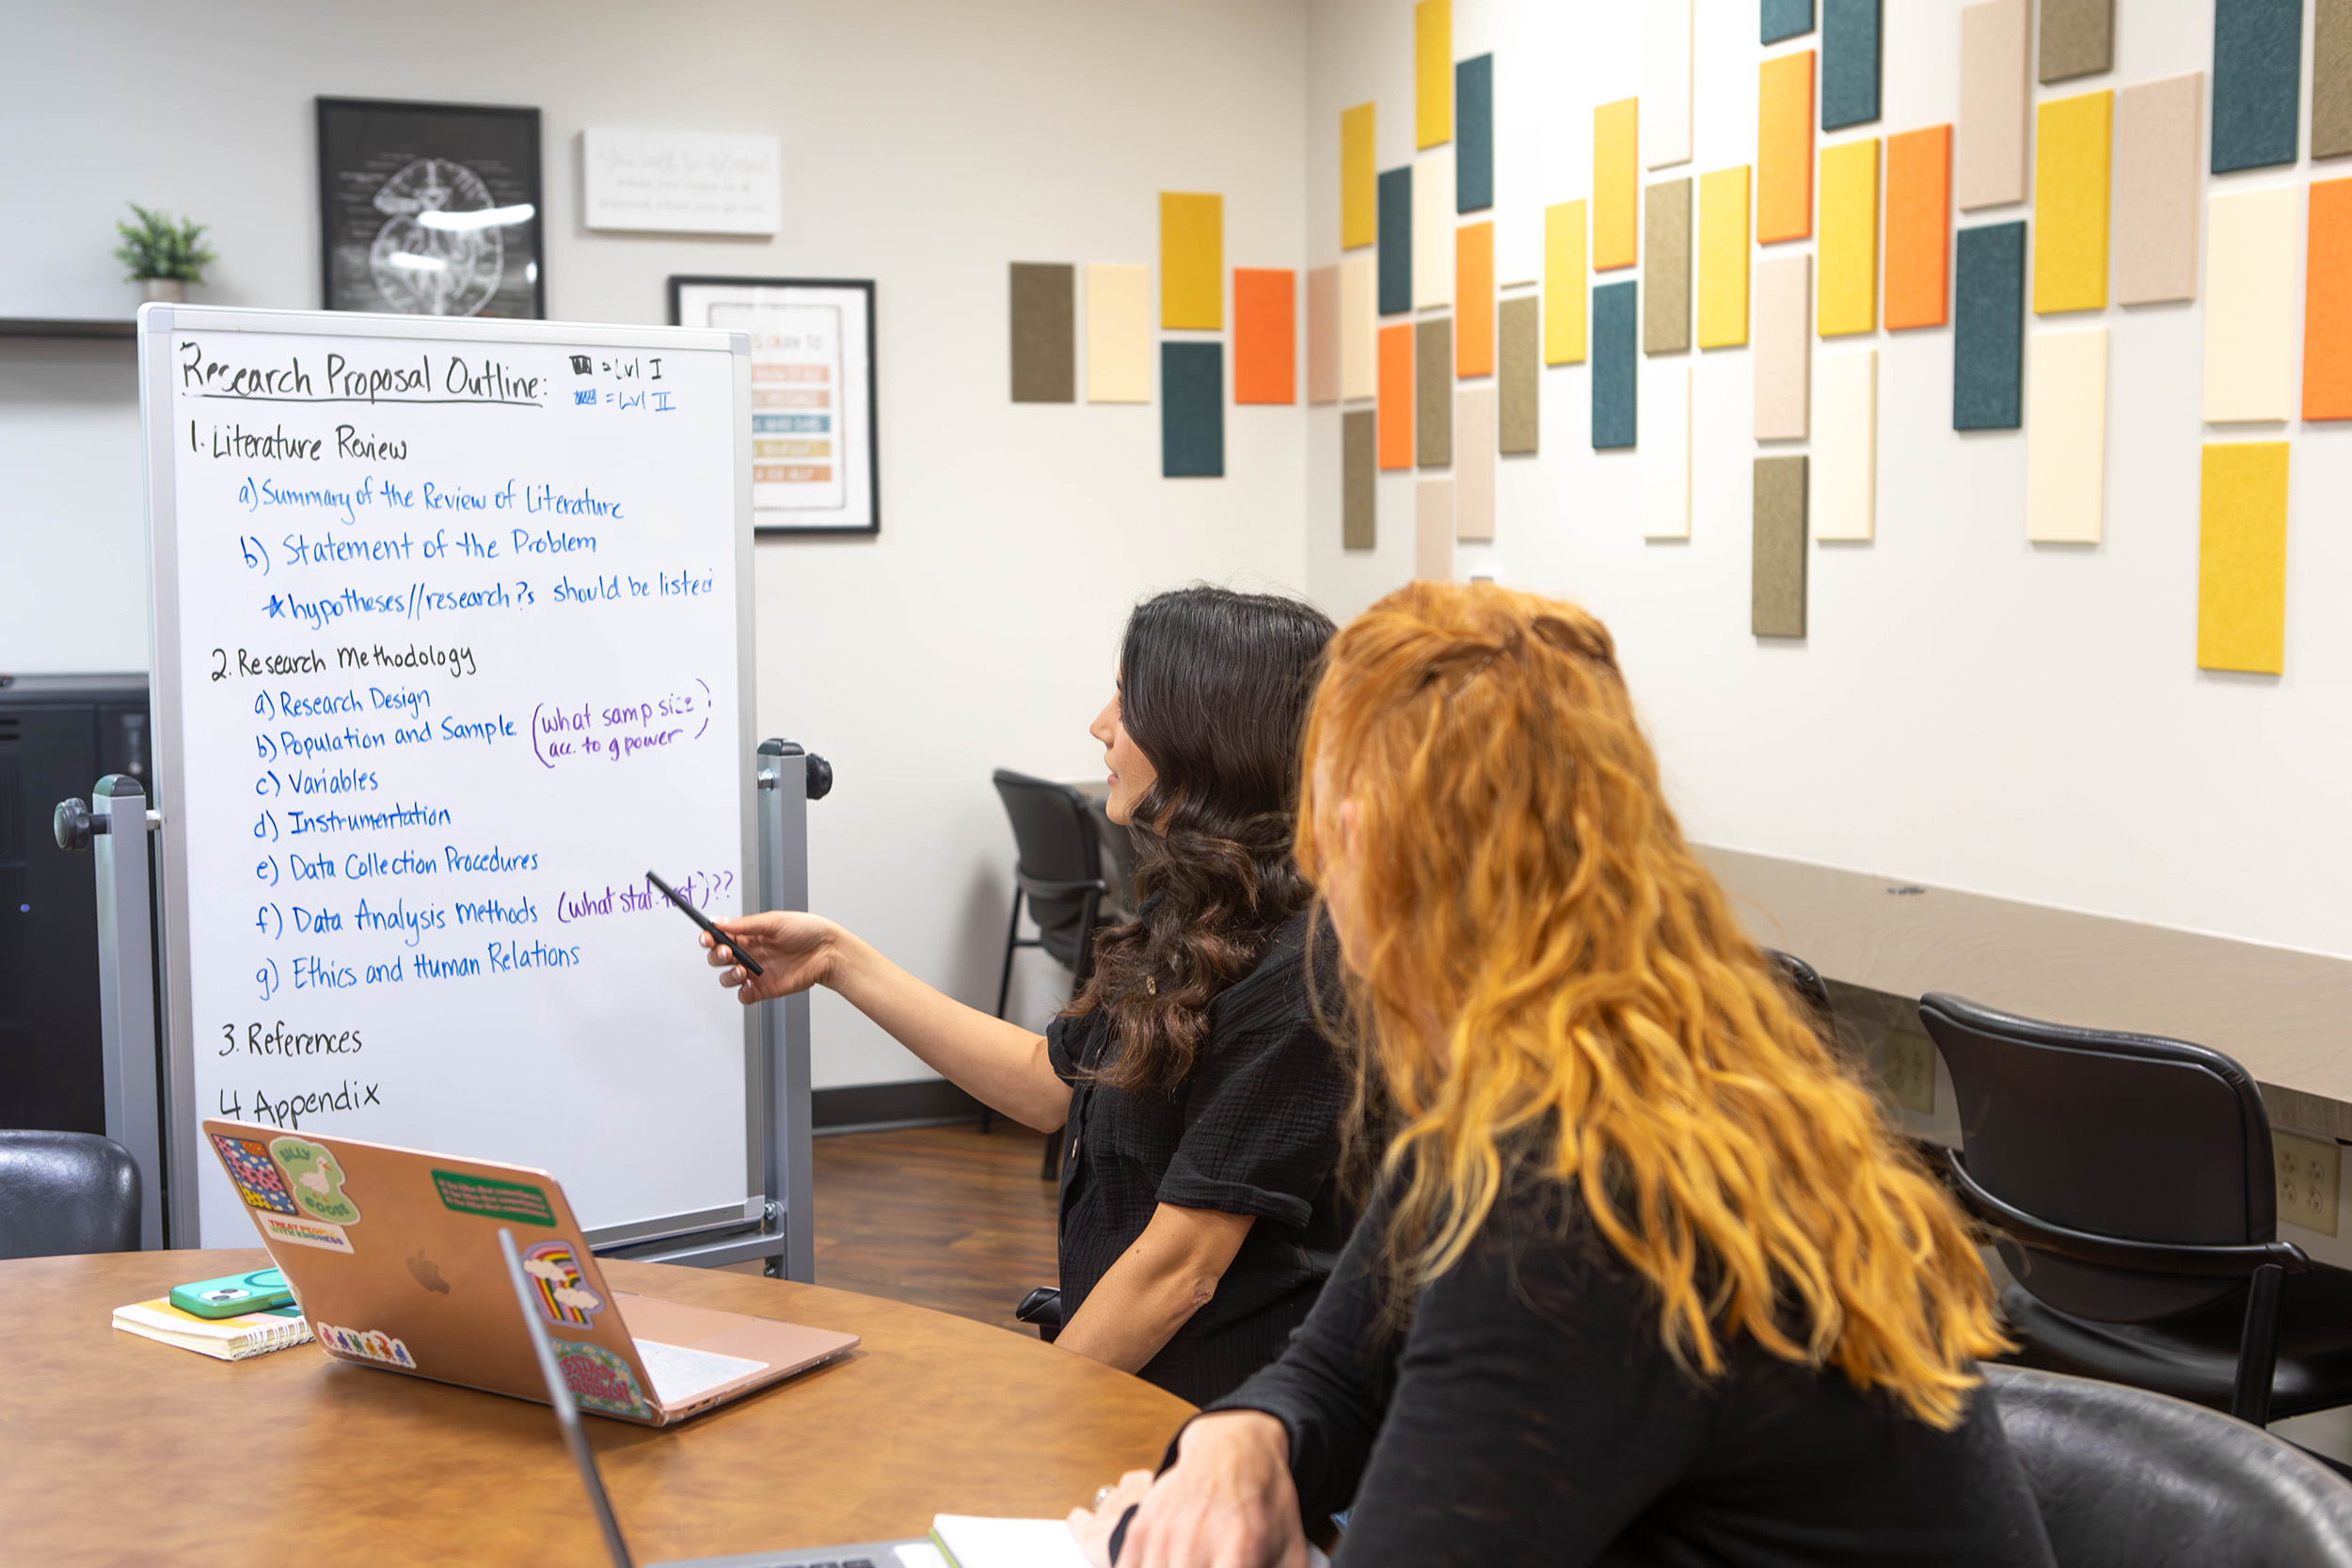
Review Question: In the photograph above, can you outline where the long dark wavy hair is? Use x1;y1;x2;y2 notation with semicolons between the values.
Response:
1065;585;1337;1097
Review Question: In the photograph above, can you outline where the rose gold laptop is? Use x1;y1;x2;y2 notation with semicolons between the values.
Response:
202;1118;858;1425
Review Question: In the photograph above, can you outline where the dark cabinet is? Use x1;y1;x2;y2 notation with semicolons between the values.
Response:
0;674;151;1132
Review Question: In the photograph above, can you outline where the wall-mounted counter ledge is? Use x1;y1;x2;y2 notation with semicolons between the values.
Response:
0;319;138;340
1700;846;2352;1140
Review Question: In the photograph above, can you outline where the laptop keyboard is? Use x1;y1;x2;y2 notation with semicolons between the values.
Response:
634;1338;768;1405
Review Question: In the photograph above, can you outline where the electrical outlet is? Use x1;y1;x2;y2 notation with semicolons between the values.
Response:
1880;1029;1936;1116
2276;1130;2342;1238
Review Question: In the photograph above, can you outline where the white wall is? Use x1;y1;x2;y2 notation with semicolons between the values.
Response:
1306;0;2352;961
0;0;1311;1087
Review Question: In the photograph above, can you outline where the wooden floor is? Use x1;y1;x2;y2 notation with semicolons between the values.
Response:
803;1120;1060;1334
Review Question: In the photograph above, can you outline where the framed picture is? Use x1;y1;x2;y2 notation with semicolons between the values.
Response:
671;276;881;538
317;97;546;320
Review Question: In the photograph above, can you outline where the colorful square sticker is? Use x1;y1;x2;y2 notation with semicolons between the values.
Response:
210;1132;299;1215
551;1338;652;1419
268;1136;361;1226
431;1169;556;1227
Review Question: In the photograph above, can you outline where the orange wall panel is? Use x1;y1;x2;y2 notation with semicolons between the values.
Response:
1758;51;1816;244
1378;323;1415;467
1885;125;1953;329
2304;179;2352;420
1456;222;1495;376
1232;267;1296;404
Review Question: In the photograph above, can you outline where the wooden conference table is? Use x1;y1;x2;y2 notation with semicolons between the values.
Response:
4;1249;1194;1563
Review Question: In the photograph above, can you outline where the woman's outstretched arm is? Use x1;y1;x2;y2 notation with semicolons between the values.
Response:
703;911;1073;1132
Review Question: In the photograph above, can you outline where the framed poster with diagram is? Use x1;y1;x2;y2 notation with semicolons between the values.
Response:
316;97;546;320
669;276;880;537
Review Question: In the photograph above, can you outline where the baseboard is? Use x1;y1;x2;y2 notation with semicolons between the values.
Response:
812;1078;986;1132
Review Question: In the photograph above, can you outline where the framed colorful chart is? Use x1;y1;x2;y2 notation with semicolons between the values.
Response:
670;276;881;537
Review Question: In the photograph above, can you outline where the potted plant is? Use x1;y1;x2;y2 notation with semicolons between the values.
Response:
113;203;217;303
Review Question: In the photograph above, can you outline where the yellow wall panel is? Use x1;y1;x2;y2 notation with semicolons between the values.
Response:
1697;166;1751;348
2198;442;2290;675
1416;0;1452;148
1595;99;1640;270
1545;200;1588;363
1341;103;1376;250
1818;138;1880;337
2035;89;2112;313
1159;192;1223;330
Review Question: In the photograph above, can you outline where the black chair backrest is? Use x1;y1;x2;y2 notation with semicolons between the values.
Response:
1919;992;2275;1322
0;1131;140;1259
991;769;1104;945
1988;1364;2352;1567
1763;948;1834;1022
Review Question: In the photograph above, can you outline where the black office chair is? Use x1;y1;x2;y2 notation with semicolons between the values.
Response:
0;1131;140;1259
1761;947;1834;1024
988;770;1112;1176
1920;992;2352;1428
1988;1364;2352;1566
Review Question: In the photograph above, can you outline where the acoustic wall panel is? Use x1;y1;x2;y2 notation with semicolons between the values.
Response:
1340;255;1378;401
1698;166;1752;347
1379;167;1412;316
1645;0;1693;169
1594;280;1639;449
1885;126;1953;329
1160;341;1223;477
1379;323;1415;468
1417;317;1454;467
1086;263;1152;404
1822;0;1883;131
1414;157;1456;309
1456;385;1498;539
1307;264;1340;405
1597;99;1642;269
1009;262;1074;403
1958;0;2031;210
1458;55;1495;211
1501;295;1540;452
2213;0;2304;173
1759;51;1818;242
1458;222;1495;376
1645;178;1693;353
1641;361;1692;538
1416;478;1455;579
1233;269;1295;405
1159;193;1223;330
2115;73;2204;305
2025;329;2109;542
1755;252;1814;438
1819;138;1881;336
1342;103;1377;250
2041;0;2116;84
1763;0;1816;45
1754;456;1810;638
1955;221;2026;429
2035;91;2113;313
1343;410;1376;548
1813;349;1877;540
2319;0;2352;159
1417;0;1453;149
1545;201;1589;363
2197;441;2290;674
2306;178;2352;418
2204;184;2297;422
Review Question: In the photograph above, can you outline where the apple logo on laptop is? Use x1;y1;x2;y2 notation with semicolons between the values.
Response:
407;1250;452;1294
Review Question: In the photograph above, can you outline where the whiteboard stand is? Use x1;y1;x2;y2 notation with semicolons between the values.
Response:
56;738;830;1281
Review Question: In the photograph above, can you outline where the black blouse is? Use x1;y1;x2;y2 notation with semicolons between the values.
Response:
1046;907;1354;1406
1201;1177;2058;1568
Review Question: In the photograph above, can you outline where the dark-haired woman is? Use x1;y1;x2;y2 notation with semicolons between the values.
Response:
699;586;1353;1404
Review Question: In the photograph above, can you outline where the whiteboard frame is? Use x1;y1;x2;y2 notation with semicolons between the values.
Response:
135;303;763;1250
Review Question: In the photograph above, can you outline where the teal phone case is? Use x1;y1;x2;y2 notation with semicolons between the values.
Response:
169;1267;294;1320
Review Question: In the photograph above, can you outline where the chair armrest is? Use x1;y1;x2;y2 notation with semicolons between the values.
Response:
1941;1147;2311;1279
1015;874;1109;902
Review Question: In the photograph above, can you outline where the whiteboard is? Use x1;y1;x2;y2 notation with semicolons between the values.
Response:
137;305;759;1248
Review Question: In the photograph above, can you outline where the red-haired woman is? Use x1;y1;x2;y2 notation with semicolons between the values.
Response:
1077;582;2052;1566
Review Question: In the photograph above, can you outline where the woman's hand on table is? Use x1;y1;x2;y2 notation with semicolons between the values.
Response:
702;911;838;1003
1068;1411;1310;1568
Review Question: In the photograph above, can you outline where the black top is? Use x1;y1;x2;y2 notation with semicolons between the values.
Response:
1046;908;1353;1406
1202;1177;2058;1568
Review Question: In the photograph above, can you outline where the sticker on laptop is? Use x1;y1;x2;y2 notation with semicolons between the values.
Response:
315;1322;416;1370
521;1240;605;1327
550;1338;652;1419
210;1132;300;1215
267;1135;361;1227
430;1167;556;1227
255;1211;355;1253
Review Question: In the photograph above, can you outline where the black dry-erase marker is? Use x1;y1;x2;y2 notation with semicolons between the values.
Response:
645;870;764;977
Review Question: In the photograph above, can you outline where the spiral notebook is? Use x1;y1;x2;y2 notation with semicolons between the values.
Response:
112;1297;314;1361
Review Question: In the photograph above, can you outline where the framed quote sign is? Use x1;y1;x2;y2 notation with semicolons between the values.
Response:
669;276;880;537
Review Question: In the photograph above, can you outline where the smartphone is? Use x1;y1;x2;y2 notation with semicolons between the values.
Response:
170;1266;294;1320
645;869;764;976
